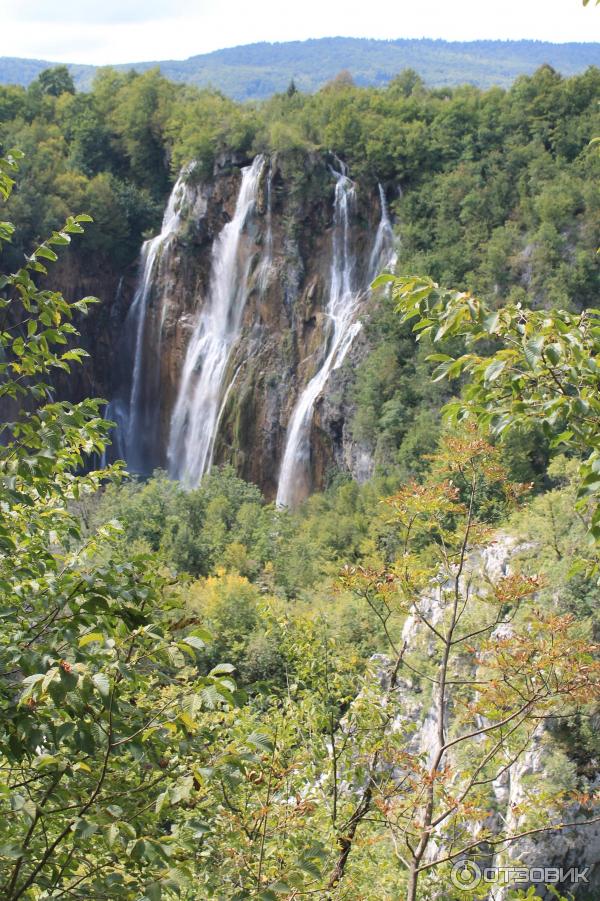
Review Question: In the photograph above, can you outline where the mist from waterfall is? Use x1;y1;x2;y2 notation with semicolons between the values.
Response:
167;155;266;488
276;173;395;509
123;169;191;473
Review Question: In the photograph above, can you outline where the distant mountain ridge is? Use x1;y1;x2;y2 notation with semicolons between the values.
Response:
1;36;599;100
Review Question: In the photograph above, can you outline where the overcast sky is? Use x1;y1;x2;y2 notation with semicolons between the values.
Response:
2;0;598;65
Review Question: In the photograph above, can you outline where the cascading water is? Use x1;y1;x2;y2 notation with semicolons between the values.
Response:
369;183;396;282
123;169;191;472
276;171;395;509
100;399;128;469
257;161;274;295
167;155;266;488
276;165;359;508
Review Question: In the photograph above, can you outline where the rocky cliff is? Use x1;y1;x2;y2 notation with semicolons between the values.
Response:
364;535;600;899
63;150;394;503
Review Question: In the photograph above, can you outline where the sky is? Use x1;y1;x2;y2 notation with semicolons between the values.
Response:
1;0;598;65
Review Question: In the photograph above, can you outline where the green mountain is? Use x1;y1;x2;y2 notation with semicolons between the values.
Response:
1;36;599;100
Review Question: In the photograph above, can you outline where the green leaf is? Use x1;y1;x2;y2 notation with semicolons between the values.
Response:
246;731;274;753
78;632;104;647
182;635;206;651
34;245;58;262
73;818;99;840
209;662;236;676
106;805;123;818
0;842;25;859
483;359;507;382
92;672;110;697
426;353;453;363
33;754;64;770
59;667;79;691
545;343;562;365
130;839;147;861
298;858;322;879
524;335;544;366
483;311;500;333
104;823;119;849
145;882;162;901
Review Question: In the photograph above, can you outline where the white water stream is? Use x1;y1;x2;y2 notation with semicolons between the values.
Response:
369;182;396;281
167;155;266;487
257;161;274;295
106;155;393;502
124;169;191;472
276;171;395;508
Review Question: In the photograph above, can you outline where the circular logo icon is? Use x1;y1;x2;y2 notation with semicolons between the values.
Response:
451;860;482;891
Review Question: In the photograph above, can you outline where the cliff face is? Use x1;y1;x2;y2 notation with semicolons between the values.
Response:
362;536;600;899
67;150;391;502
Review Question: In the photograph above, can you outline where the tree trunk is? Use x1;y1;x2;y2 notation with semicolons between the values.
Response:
406;863;418;901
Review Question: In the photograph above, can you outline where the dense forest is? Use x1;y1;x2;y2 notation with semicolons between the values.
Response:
1;63;598;474
0;60;600;900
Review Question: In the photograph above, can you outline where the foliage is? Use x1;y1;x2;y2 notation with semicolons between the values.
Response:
97;436;600;900
1;63;598;292
94;466;274;580
335;435;600;900
37;66;75;98
0;154;235;900
0;62;597;493
1;50;600;899
387;273;600;540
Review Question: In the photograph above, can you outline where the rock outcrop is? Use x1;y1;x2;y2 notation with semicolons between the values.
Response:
62;150;393;502
364;535;600;899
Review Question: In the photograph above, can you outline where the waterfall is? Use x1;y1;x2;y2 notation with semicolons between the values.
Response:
276;165;360;509
100;399;128;469
167;155;266;488
276;174;395;509
257;161;274;294
123;169;191;473
368;183;396;281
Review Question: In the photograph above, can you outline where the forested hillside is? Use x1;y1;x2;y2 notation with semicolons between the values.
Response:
2;37;600;99
2;63;597;292
1;63;598;479
0;62;599;900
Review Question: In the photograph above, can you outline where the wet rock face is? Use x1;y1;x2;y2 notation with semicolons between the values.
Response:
50;254;135;405
64;151;387;501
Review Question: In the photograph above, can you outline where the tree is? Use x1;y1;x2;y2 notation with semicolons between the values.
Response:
385;275;600;542
323;69;355;91
325;263;600;896
0;152;234;900
336;434;600;900
37;66;75;97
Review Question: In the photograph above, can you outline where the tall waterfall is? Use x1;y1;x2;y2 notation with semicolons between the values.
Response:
276;172;395;509
167;155;266;488
123;169;190;473
276;166;359;508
